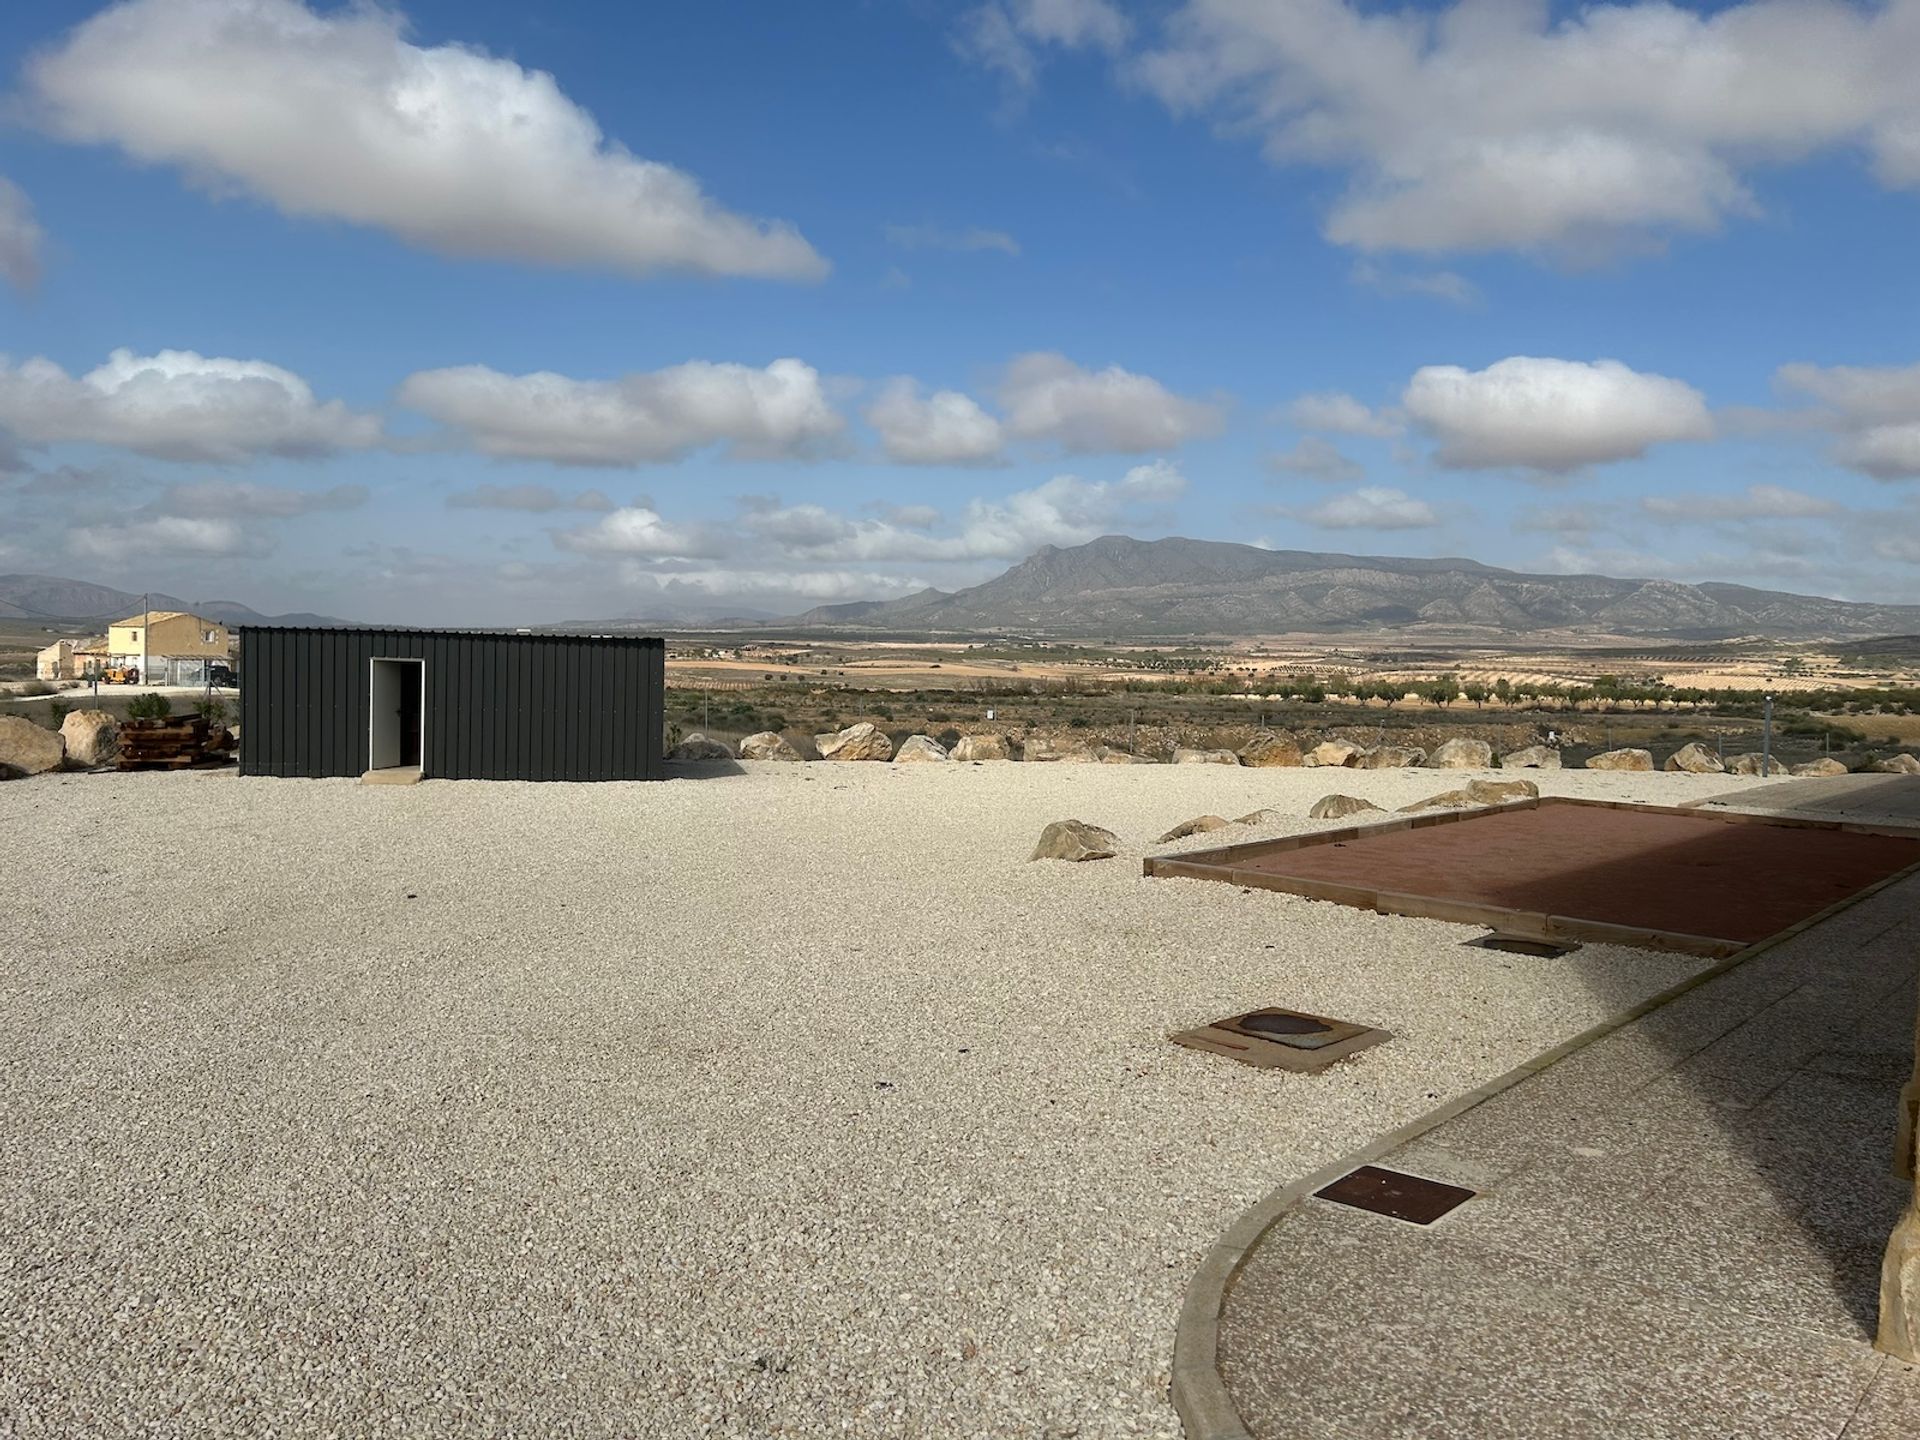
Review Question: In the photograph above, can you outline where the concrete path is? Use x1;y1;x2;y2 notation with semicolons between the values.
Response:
1690;773;1920;828
1195;868;1920;1439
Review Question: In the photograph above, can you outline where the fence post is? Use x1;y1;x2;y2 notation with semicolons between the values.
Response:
1761;692;1774;778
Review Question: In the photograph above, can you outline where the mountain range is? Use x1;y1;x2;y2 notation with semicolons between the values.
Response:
788;535;1920;641
0;574;348;628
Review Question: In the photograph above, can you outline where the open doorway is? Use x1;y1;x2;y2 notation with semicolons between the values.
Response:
369;657;425;775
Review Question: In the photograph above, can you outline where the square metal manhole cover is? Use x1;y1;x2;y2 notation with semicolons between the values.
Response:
1168;1007;1391;1073
1316;1165;1476;1225
1466;934;1581;958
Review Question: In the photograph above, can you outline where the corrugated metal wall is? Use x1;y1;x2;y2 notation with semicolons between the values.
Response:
238;628;665;780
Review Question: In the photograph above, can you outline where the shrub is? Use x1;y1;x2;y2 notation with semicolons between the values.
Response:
195;697;231;724
127;692;171;721
19;680;54;697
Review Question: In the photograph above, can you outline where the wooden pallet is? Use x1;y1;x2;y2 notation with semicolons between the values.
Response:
118;717;215;771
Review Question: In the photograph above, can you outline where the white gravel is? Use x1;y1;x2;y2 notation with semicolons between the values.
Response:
0;762;1751;1437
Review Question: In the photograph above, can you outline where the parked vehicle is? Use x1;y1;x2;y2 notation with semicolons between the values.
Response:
104;665;140;685
210;663;237;688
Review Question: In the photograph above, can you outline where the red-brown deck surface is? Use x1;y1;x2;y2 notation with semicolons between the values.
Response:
1212;805;1920;945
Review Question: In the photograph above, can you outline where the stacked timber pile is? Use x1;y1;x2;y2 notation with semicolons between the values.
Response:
117;716;221;771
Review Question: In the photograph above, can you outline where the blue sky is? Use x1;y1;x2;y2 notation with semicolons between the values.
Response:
1;0;1918;624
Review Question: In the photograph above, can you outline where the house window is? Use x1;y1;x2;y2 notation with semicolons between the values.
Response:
131;630;141;643
204;630;217;643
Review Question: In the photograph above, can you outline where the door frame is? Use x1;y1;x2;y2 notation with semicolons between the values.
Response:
368;656;428;774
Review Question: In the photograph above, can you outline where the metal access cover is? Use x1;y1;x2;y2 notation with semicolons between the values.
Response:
1467;934;1581;958
1316;1165;1476;1225
1169;1007;1391;1073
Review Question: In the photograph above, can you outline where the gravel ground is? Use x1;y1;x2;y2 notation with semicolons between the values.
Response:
0;762;1751;1438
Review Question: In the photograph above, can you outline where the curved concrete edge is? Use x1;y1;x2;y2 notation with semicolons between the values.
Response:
1167;854;1920;1439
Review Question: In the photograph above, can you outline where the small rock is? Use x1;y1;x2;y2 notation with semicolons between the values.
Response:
1356;744;1426;769
1400;789;1478;812
1585;747;1655;772
0;716;65;778
1030;819;1121;862
1726;752;1772;776
1309;793;1384;820
1664;741;1725;774
816;722;893;762
1172;746;1239;765
1427;738;1493;769
893;735;950;763
1790;757;1849;777
1237;730;1305;767
1095;747;1154;764
1304;739;1363;768
667;733;736;762
1235;808;1286;825
1873;753;1920;774
739;731;803;761
1500;745;1562;769
1022;735;1095;763
60;710;120;768
1156;814;1231;843
950;734;1010;762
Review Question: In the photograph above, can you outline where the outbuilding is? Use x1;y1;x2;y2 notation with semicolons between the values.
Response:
238;626;665;782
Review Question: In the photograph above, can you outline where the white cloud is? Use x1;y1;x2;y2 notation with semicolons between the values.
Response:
1641;484;1840;521
1136;0;1920;260
28;0;824;282
447;483;615;513
0;348;381;462
866;379;1006;465
553;506;724;559
1350;260;1477;305
398;358;844;466
1266;437;1363;483
736;461;1188;564
884;224;1021;256
0;177;43;291
998;352;1224;453
1298;486;1439;529
160;479;369;516
956;0;1131;91
1776;361;1920;479
1285;390;1401;437
1402;356;1712;472
70;513;261;559
652;568;930;602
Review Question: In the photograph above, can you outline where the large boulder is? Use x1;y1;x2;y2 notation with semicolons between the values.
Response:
60;710;119;768
950;734;1010;762
1022;735;1096;763
739;731;803;761
1095;747;1154;764
1791;757;1849;777
1427;738;1493;769
894;735;950;763
1501;745;1562;770
1304;739;1363;768
1357;744;1426;769
1664;742;1726;774
1235;807;1287;826
1172;746;1240;765
0;716;64;778
1400;778;1540;813
1726;752;1773;776
816;723;894;762
1157;814;1231;842
1874;753;1920;775
1468;777;1539;804
1310;793;1384;821
1237;730;1305;767
1585;747;1655;772
668;733;736;762
1030;819;1120;862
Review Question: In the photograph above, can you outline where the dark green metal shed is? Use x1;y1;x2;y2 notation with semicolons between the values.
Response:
237;626;665;781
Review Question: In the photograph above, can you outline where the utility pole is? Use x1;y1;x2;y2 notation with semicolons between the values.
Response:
141;593;149;689
1761;692;1774;778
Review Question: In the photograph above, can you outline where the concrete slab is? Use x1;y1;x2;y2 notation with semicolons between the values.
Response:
1204;872;1920;1439
1692;774;1920;828
360;765;422;785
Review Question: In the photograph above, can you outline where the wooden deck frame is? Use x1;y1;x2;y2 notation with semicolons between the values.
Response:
1142;796;1920;959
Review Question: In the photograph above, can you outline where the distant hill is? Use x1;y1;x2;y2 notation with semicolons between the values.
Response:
0;574;350;627
786;535;1920;641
